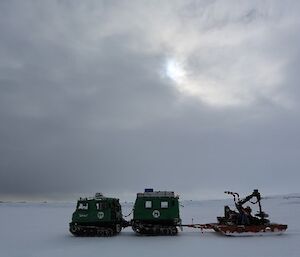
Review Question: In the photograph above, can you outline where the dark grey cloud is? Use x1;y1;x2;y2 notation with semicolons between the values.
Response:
1;0;300;200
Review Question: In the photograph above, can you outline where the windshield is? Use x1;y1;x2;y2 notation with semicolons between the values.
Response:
77;202;88;210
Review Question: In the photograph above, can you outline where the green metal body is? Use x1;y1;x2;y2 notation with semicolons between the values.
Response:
133;191;181;225
71;196;123;226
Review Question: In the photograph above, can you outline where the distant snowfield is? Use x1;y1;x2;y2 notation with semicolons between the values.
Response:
1;196;299;257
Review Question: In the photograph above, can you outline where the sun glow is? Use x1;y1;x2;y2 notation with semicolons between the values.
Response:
163;56;285;108
164;58;241;107
166;59;186;84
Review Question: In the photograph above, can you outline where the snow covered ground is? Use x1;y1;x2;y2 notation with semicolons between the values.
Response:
0;195;299;257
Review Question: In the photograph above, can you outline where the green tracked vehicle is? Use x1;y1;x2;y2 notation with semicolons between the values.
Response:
69;193;127;237
131;189;181;235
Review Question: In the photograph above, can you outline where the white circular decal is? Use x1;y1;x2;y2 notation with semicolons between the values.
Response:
97;211;104;219
152;210;160;218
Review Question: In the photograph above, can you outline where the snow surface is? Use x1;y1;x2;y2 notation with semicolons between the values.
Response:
0;196;299;257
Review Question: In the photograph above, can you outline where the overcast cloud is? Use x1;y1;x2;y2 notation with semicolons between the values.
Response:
1;0;300;201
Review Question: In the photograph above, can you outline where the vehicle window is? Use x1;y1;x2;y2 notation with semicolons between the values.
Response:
145;201;152;208
161;201;168;208
77;202;88;210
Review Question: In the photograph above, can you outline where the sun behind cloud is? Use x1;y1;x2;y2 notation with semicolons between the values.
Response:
166;58;186;84
164;58;241;107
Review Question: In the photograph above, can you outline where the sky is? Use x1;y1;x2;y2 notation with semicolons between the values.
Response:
1;0;300;201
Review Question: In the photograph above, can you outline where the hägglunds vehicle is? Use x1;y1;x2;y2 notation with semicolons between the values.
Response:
69;193;128;236
131;189;181;235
